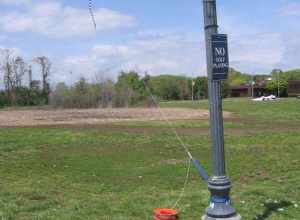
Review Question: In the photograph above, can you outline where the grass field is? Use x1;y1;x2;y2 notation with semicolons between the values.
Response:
0;98;299;219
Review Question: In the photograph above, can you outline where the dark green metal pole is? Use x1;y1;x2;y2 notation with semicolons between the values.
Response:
202;1;241;219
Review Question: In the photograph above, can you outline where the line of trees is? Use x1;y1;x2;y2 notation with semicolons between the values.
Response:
49;68;300;108
266;69;300;97
1;49;300;109
49;71;230;108
0;49;52;107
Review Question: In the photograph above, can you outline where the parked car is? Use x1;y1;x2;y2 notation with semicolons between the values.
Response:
252;96;265;102
264;95;277;101
252;95;277;102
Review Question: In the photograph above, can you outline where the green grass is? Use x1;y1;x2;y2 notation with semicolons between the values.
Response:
0;98;300;219
161;98;300;122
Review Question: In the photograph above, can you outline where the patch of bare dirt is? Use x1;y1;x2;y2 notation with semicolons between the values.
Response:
0;108;232;128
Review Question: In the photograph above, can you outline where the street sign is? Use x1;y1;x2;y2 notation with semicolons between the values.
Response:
211;34;229;80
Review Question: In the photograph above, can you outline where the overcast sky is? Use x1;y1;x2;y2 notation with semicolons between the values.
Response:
0;0;299;85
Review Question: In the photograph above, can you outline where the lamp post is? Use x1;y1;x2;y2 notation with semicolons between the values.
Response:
202;0;241;219
252;76;255;98
277;70;280;98
192;80;195;101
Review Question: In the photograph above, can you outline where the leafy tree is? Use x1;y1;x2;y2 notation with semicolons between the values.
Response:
221;80;230;98
148;75;191;101
50;79;102;108
74;78;89;96
50;82;72;108
0;91;9;107
115;71;145;107
267;69;288;97
284;69;300;80
72;78;98;108
228;68;251;87
193;76;229;99
194;76;208;99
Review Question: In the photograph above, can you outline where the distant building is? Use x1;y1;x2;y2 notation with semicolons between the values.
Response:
230;81;268;98
288;80;300;97
230;86;249;97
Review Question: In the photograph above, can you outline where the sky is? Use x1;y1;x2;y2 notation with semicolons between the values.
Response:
0;0;300;85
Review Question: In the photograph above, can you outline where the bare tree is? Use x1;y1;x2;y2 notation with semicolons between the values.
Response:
0;49;29;104
35;56;51;103
1;49;14;103
100;79;115;108
12;56;26;88
94;68;116;108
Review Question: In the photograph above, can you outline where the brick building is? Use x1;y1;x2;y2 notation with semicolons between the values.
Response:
230;81;268;98
288;80;300;97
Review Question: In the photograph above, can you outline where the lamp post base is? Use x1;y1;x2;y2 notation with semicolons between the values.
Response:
202;214;242;220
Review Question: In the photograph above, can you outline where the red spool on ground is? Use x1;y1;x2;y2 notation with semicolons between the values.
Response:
154;208;178;220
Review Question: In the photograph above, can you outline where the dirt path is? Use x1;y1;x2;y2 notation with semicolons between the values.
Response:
0;108;232;128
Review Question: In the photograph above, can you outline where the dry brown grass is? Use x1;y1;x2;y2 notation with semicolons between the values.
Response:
0;107;232;127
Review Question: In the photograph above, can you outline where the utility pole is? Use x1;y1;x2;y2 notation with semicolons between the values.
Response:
252;75;254;98
192;79;195;101
28;65;33;89
277;70;280;98
202;1;241;219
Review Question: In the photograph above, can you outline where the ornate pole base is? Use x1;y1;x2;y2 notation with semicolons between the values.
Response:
204;176;239;219
202;214;242;220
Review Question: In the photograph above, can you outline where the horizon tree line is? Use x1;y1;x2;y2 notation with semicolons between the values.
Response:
1;47;300;108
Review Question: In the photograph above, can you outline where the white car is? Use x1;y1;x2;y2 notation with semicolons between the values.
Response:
252;96;265;101
264;95;277;101
252;95;277;102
